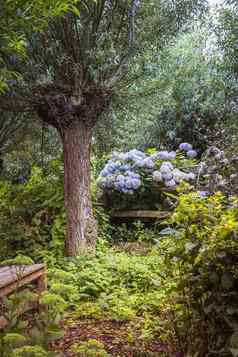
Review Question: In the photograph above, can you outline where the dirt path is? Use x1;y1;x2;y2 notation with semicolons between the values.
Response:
52;318;182;356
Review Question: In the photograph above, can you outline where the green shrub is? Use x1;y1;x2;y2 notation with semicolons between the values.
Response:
0;161;64;260
11;346;48;357
156;192;238;355
0;159;111;260
70;339;110;357
110;220;159;243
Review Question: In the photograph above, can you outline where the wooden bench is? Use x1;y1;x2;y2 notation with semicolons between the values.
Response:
111;210;170;219
0;264;46;328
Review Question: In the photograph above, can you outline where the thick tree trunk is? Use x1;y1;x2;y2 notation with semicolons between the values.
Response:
62;121;97;256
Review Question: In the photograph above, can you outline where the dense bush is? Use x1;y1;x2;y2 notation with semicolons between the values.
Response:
197;145;238;196
0;159;110;260
157;192;238;355
0;161;64;260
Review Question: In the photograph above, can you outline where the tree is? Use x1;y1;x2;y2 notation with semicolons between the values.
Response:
136;28;231;150
217;0;238;78
0;112;31;177
107;16;237;152
0;0;207;256
0;114;61;182
0;0;80;92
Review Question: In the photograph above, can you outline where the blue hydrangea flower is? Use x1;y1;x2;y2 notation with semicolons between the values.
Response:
111;152;126;161
130;149;146;158
112;172;142;193
120;164;131;172
151;150;176;161
116;174;125;181
160;162;173;173
134;160;144;168
156;151;170;160
143;158;155;169
152;171;163;182
172;169;186;183
135;157;155;169
161;172;173;181
98;147;197;195
124;149;146;162
126;171;140;179
198;191;209;198
100;168;110;177
167;151;176;160
131;178;141;189
97;177;114;189
187;150;197;158
165;179;176;188
179;143;193;152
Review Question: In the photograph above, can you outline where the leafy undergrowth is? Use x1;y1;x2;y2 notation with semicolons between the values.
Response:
47;192;238;357
45;243;182;357
2;192;236;356
52;318;178;356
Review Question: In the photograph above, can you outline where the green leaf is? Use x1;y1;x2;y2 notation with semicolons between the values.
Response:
221;272;234;290
185;242;198;252
231;332;238;356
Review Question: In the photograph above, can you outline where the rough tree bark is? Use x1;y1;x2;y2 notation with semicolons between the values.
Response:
35;86;110;256
62;121;97;256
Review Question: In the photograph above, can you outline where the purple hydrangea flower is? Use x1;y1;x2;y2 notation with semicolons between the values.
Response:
172;169;186;183
198;191;209;198
156;151;170;160
165;179;176;188
160;162;173;173
125;149;146;162
97;177;114;189
152;171;163;182
152;151;176;161
143;158;155;169
167;151;177;160
100;168;109;177
131;178;141;189
120;164;131;172
161;172;173;181
136;157;155;169
179;143;193;152
187;150;197;158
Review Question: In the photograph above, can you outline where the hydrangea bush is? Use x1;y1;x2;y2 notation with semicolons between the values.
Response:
97;144;197;210
197;146;238;196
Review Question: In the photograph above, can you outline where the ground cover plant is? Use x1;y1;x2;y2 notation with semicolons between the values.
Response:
50;192;238;356
1;192;237;356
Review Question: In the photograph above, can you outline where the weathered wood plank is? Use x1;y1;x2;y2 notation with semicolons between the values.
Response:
0;316;8;329
0;268;45;298
0;267;11;273
0;264;47;329
0;264;45;289
111;210;170;219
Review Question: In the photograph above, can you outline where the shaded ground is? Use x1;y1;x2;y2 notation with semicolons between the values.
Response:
52;318;181;357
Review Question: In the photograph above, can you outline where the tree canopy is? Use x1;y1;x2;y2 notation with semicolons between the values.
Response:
0;0;208;255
